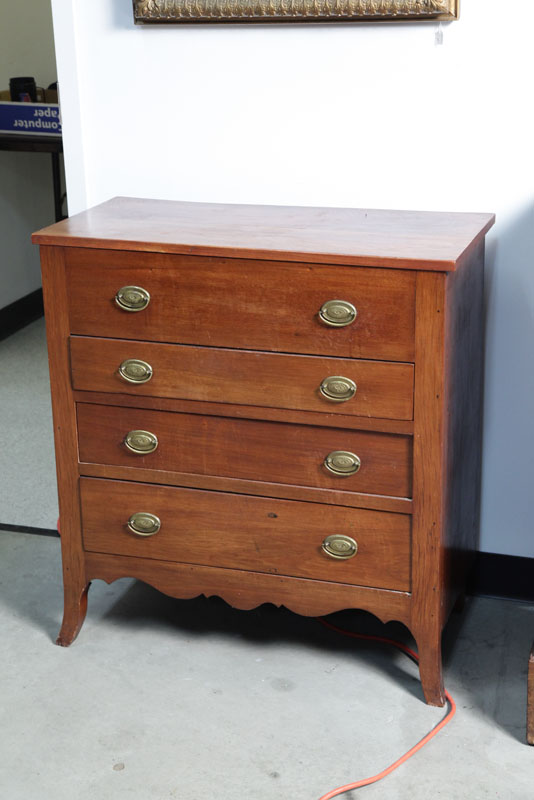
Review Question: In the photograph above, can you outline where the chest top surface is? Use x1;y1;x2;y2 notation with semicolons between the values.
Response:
32;197;495;272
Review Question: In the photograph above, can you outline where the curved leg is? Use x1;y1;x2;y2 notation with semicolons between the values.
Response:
56;582;91;647
415;631;445;707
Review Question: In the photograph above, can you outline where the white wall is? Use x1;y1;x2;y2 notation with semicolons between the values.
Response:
51;0;534;557
0;0;59;309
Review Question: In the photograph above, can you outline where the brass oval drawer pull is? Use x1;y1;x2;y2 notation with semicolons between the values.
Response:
319;300;357;328
322;534;358;560
324;451;361;477
319;375;357;403
118;359;153;384
124;430;159;454
115;285;150;312
127;512;161;537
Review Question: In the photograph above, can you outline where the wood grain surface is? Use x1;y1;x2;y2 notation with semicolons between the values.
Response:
77;402;412;498
40;246;89;646
36;199;492;705
32;197;495;271
442;242;484;624
65;248;415;362
410;271;447;706
80;477;412;591
84;551;412;623
72;391;415;435
409;248;487;706
78;462;412;514
440;240;485;623
70;337;415;420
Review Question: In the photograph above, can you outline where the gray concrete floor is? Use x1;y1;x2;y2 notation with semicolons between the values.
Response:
0;317;58;529
1;530;533;799
1;320;533;798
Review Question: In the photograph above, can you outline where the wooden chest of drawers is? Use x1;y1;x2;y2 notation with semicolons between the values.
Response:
33;198;494;706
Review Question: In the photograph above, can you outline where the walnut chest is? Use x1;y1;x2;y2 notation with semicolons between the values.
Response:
33;198;495;706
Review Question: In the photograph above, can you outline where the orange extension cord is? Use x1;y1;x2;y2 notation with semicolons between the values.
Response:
315;618;456;799
56;518;455;796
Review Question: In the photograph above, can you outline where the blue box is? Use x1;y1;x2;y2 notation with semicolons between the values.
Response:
0;101;61;136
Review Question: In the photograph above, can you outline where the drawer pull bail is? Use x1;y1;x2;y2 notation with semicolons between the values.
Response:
124;430;159;454
324;451;361;477
115;285;151;312
119;359;153;384
319;375;357;403
127;512;161;537
322;534;358;560
319;300;357;328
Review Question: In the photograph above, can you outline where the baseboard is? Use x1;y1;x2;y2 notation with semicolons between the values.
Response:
0;522;58;538
0;288;44;341
468;552;534;603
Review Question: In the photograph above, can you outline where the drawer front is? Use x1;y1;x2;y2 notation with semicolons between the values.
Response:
80;478;411;591
70;337;414;421
77;403;413;498
65;249;416;362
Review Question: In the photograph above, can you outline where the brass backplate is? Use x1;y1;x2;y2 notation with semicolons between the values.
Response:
319;300;357;328
118;359;153;384
322;534;358;560
115;285;150;312
127;512;161;536
124;430;159;454
324;450;361;477
319;376;357;403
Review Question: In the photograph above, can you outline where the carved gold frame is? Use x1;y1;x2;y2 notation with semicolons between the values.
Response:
133;0;459;24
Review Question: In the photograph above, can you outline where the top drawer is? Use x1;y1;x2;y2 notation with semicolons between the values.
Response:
65;249;416;362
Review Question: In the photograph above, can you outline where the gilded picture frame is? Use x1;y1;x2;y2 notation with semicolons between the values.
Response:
133;0;459;25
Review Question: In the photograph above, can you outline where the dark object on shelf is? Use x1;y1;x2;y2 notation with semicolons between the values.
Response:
9;76;37;103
